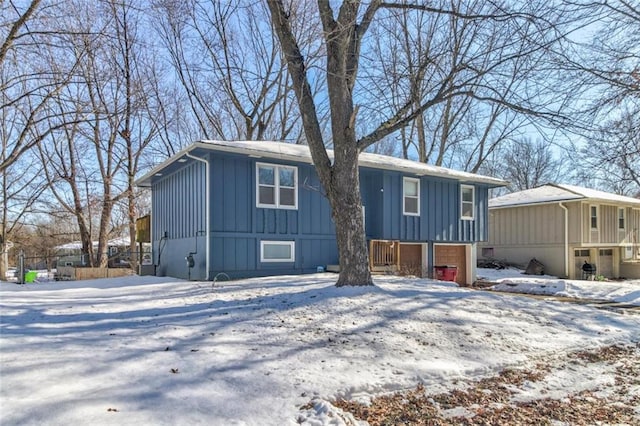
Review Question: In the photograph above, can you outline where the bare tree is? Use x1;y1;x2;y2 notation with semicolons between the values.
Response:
0;0;80;276
153;0;319;143
499;137;565;191
266;0;574;285
365;0;573;173
37;0;164;268
559;1;640;195
0;0;82;173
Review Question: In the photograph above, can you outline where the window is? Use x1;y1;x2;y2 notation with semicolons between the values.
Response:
256;163;297;209
575;249;590;257
590;205;598;229
618;208;625;230
403;177;420;216
260;241;295;262
482;247;494;258
461;185;475;220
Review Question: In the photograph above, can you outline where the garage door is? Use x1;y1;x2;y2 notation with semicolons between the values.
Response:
574;249;591;279
399;244;423;276
434;245;467;285
598;249;614;278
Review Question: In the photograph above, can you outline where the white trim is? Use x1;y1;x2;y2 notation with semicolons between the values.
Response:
256;162;298;210
559;202;569;277
460;185;475;220
260;241;295;263
136;140;507;188
402;177;420;216
590;204;599;230
618;207;626;230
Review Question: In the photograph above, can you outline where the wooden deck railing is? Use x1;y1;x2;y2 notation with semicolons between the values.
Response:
369;240;400;270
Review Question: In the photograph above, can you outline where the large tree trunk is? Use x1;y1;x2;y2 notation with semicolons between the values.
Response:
326;149;371;286
267;0;375;286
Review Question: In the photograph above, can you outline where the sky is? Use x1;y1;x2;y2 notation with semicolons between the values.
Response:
1;269;639;425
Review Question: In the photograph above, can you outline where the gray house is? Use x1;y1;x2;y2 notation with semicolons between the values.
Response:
136;140;505;284
480;184;640;279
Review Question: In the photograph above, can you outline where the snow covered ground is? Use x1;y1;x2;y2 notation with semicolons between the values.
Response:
1;272;639;425
479;267;640;305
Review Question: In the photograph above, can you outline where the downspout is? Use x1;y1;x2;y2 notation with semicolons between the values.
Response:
559;202;569;278
186;152;210;280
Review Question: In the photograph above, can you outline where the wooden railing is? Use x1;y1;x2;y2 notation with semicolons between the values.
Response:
369;240;400;270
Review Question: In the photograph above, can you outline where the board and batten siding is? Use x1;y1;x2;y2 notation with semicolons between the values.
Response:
488;204;565;246
208;153;336;278
581;203;638;245
360;169;488;243
152;161;207;279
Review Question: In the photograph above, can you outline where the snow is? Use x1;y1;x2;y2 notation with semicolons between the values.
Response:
489;183;640;208
137;140;507;187
479;266;640;305
1;272;639;425
55;237;131;251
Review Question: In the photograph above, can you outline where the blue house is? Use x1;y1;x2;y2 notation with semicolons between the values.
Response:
136;140;505;285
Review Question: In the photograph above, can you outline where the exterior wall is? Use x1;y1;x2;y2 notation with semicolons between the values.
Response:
485;245;566;277
360;169;489;243
152;152;492;280
482;201;640;280
486;204;566;246
208;153;337;279
566;202;583;244
619;262;640;279
152;161;207;280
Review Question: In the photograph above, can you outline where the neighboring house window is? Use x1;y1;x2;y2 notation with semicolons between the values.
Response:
461;185;475;220
260;241;295;262
482;247;494;258
256;163;298;209
590;205;598;229
575;249;590;257
403;177;420;216
618;208;625;230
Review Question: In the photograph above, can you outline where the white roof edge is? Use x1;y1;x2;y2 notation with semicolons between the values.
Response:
489;183;640;208
136;140;507;187
489;199;578;209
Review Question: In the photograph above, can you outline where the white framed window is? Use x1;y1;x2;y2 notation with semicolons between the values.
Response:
256;163;298;209
461;185;475;220
260;241;295;263
403;177;420;216
590;205;598;230
618;208;625;230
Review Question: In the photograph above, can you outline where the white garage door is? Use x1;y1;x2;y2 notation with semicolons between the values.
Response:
598;249;614;278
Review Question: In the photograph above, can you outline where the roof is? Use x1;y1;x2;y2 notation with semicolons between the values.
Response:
136;140;507;187
55;237;131;251
489;183;640;208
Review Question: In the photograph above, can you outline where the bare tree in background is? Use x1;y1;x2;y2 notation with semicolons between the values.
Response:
499;137;564;191
39;0;163;268
363;0;571;172
266;0;574;285
558;1;639;195
0;0;80;277
154;0;321;144
0;0;82;173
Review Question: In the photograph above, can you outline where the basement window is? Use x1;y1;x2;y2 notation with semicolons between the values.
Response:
260;241;295;263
